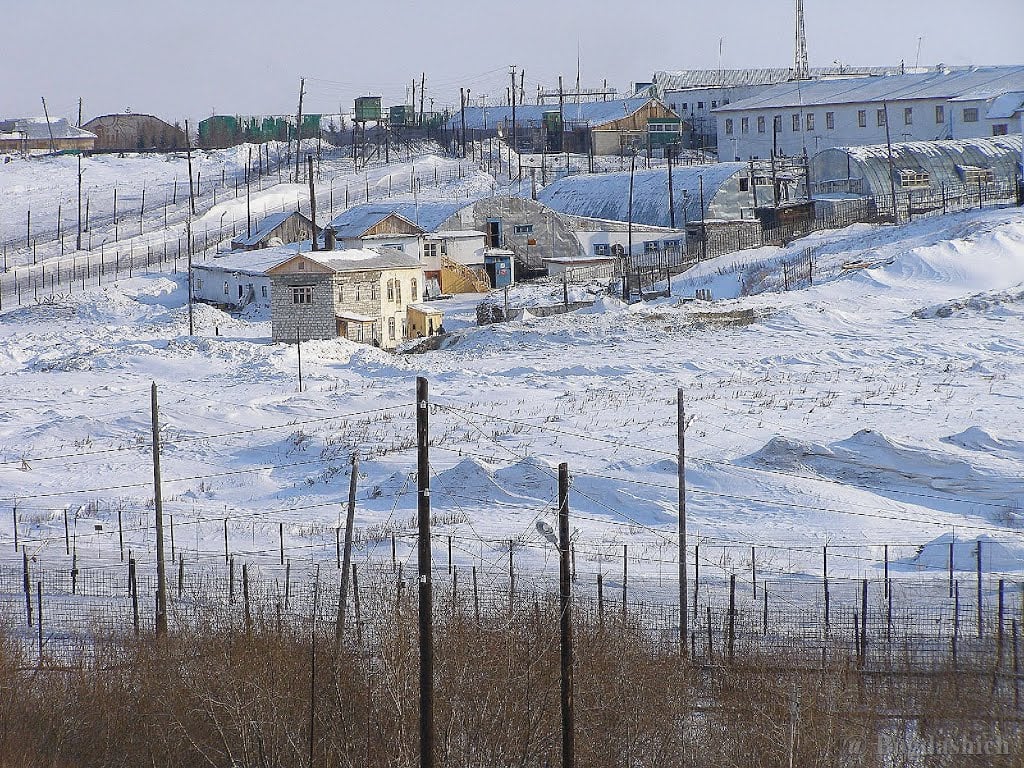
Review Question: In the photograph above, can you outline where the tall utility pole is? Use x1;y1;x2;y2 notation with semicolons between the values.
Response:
307;155;318;251
460;88;467;158
416;376;435;768
294;78;306;183
419;72;426;126
40;97;57;155
677;389;687;655
186;216;194;335
150;382;168;637
185;120;196;215
558;462;575;768
337;453;359;645
794;0;810;80
510;65;517;159
76;154;83;251
246;147;253;239
883;101;899;221
77;97;83;128
667;145;676;229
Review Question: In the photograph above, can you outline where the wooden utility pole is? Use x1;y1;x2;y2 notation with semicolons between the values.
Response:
150;382;168;636
40;97;57;155
558;462;575;768
882;101;898;221
667;145;676;229
186;214;194;335
510;65;517;159
337;453;359;645
678;389;687;655
416;376;435;768
308;155;318;251
294;78;305;183
460;88;467;158
246;147;253;239
185;120;196;215
76;154;83;251
419;72;426;126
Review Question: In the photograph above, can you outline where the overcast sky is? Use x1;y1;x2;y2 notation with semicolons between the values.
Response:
6;0;1022;125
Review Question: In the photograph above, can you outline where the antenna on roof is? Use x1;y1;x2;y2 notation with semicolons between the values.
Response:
794;0;810;80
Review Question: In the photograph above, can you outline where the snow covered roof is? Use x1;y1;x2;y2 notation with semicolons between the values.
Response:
407;302;443;314
0;117;96;141
328;200;473;237
538;163;746;227
986;92;1024;119
445;97;670;131
196;244;311;275
310;248;422;273
652;66;913;91
232;211;309;248
715;66;1024;112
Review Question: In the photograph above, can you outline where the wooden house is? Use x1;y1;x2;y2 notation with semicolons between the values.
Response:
231;211;317;251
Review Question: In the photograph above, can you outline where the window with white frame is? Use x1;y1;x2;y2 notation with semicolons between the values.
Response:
904;107;913;125
423;242;438;259
337;286;344;303
513;224;534;234
757;115;766;133
825;111;835;129
261;285;267;298
394;279;402;303
388;317;396;340
371;282;378;300
935;105;945;124
963;107;979;123
876;108;887;126
223;281;229;295
292;286;313;304
805;113;815;131
724;118;734;135
644;241;659;253
386;279;394;302
593;243;609;256
411;277;418;300
791;113;800;131
741;117;749;134
858;110;867;128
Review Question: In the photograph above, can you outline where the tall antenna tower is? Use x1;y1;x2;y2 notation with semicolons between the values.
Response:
794;0;810;80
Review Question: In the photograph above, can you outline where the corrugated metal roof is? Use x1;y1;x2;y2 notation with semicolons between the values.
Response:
537;163;747;227
444;98;667;131
0;117;96;141
716;66;1024;112
328;200;473;237
232;211;306;247
653;67;914;91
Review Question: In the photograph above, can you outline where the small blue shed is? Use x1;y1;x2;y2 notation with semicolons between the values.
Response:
484;250;514;288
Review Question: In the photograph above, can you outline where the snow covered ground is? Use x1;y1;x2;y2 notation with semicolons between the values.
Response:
1;148;1023;608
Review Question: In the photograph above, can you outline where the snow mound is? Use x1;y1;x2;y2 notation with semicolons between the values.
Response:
896;532;1024;573
744;429;1024;515
431;457;525;507
912;286;1024;319
942;427;1024;462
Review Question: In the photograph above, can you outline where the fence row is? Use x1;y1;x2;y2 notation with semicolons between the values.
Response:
4;559;1024;666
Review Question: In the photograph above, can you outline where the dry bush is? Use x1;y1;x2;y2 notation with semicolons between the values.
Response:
1;598;1023;768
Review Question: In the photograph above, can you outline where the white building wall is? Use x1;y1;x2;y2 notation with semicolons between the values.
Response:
192;267;271;308
718;97;1022;160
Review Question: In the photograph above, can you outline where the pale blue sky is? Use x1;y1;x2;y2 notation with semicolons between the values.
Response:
6;0;1022;125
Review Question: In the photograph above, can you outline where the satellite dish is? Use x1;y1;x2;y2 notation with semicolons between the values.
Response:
536;520;558;546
